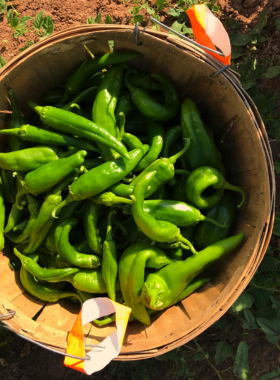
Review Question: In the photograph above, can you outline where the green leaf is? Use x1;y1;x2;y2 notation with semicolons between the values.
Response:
234;341;251;380
19;15;32;24
250;9;267;36
215;318;227;329
0;55;6;69
19;40;34;52
105;15;112;24
232;46;243;59
42;15;54;36
242;309;259;330
215;341;232;365
95;12;102;23
259;367;280;379
170;20;184;34
0;0;7;14
258;256;279;272
258;36;266;42
257;318;280;344
134;14;144;24
182;25;193;34
229;33;252;46
33;10;44;30
168;8;181;18
9;17;19;29
6;8;13;23
264;64;280;79
276;19;280;31
155;0;167;11
87;16;95;24
151;14;160;30
231;292;255;313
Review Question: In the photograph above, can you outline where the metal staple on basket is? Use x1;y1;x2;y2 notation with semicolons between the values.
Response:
0;311;104;360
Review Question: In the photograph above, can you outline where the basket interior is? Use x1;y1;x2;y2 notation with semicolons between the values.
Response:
0;27;272;358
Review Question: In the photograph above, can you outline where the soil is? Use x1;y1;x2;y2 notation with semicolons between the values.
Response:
0;0;280;379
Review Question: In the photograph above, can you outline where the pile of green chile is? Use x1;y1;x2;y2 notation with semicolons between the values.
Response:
0;50;246;326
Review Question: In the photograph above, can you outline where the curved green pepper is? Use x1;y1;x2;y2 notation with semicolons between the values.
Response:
55;218;101;268
102;210;118;301
185;166;246;209
119;243;174;325
115;92;132;127
4;203;25;233
194;193;236;250
1;167;17;204
132;171;197;254
90;191;135;206
0;125;100;153
84;201;103;256
162;125;182;158
28;101;130;160
61;51;142;103
181;98;225;175
122;133;143;150
0;146;59;172
141;233;245;310
133;119;164;172
15;150;87;209
92;64;123;158
51;145;149;217
125;71;180;121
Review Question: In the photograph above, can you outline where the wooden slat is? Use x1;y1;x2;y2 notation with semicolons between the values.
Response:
12;292;45;319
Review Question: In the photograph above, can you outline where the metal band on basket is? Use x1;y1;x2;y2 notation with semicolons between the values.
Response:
0;311;104;360
134;22;142;46
148;17;230;77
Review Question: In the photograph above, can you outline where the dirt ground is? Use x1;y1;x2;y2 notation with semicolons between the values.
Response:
0;0;280;379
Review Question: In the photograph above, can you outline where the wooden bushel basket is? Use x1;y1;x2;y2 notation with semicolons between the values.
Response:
0;25;275;361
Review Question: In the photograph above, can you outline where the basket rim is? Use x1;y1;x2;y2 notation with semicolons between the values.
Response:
0;25;275;360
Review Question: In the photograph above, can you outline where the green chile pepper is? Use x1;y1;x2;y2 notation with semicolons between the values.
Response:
28;101;130;160
15;248;80;281
133;119;164;172
94;274;211;325
162;125;182;158
15;150;87;209
141;233;245;310
115;92;132;127
90;191;135;206
23;178;74;254
119;243;174;325
51;145;149;217
6;88;27;151
132;171;197;254
4;203;25;233
102;210;118;301
19;255;82;304
73;238;92;254
185;166;246;210
122;132;143;150
1;167;17;204
84;201;103;256
61;87;96;113
109;182;134;197
194;193;236;250
61;51;142;103
6;194;40;244
181;98;225;175
44;201;81;253
0;125;100;153
125;70;180;121
92;64;123;158
0;146;59;172
13;218;28;232
55;218;101;268
123;72;161;92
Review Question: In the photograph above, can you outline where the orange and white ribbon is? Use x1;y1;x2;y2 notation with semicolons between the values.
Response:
64;298;131;375
187;4;231;65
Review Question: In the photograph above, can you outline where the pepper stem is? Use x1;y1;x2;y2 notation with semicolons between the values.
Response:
15;186;28;210
8;88;21;118
200;215;228;228
118;112;125;141
51;198;70;218
223;183;247;209
177;234;197;255
27;99;44;115
169;138;190;164
0;128;20;136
